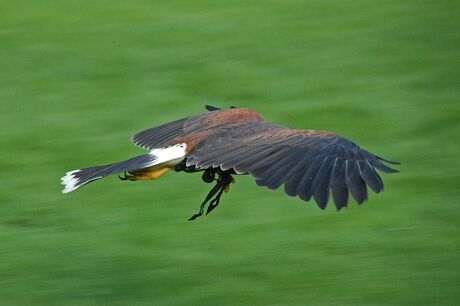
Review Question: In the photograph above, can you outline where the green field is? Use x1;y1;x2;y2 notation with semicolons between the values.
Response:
1;1;460;305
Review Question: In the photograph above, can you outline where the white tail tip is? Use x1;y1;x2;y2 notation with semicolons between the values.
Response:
61;170;81;193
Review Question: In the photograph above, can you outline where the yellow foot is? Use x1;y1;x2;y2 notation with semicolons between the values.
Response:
125;166;171;181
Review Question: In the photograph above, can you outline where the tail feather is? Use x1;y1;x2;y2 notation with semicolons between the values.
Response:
61;143;188;194
61;154;156;193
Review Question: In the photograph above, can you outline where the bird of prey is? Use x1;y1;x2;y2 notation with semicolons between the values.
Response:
61;105;399;220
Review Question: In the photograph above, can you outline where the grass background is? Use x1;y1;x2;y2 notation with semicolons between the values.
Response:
1;0;460;305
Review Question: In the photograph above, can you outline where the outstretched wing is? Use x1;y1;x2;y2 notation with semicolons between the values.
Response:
131;117;191;150
185;121;399;210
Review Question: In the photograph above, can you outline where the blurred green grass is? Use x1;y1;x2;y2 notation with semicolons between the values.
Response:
1;0;460;305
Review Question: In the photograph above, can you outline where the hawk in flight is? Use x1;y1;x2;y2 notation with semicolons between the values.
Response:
61;105;399;220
